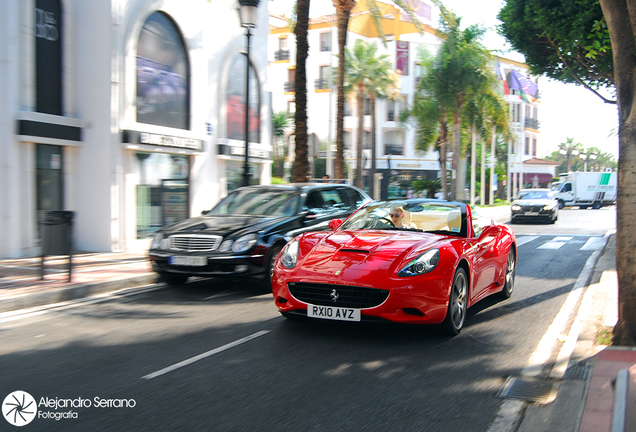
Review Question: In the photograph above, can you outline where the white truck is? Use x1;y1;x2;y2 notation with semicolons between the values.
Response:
553;171;617;209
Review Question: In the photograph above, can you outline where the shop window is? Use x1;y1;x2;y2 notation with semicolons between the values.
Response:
135;152;190;238
227;54;261;142
136;12;190;130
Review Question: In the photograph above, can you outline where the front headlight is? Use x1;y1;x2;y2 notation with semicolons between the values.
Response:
398;249;440;277
511;205;521;211
151;232;164;250
543;203;556;211
232;234;258;253
280;240;299;269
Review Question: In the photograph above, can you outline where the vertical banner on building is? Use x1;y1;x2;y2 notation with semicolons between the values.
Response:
35;0;62;115
396;41;409;76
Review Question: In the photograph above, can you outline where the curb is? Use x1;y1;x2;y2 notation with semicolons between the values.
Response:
0;273;158;314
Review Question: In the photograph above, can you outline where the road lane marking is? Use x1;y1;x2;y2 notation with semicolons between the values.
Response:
486;233;608;432
537;241;567;250
580;236;606;251
142;330;271;380
515;236;539;247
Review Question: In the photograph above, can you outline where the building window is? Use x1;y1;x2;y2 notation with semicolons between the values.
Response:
35;0;63;115
315;65;330;89
363;97;371;116
320;32;331;52
227;53;261;142
525;136;530;155
136;12;190;130
532;137;537;156
275;37;289;60
284;68;296;92
344;100;352;117
387;101;396;121
287;100;295;115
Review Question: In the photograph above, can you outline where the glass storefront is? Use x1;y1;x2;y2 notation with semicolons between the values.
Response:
36;144;63;212
135;152;189;238
225;160;260;190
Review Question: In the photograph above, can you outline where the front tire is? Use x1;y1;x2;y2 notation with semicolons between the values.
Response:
264;245;282;290
500;249;516;299
439;268;468;336
161;273;189;286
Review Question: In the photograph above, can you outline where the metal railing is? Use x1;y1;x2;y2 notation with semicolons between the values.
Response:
274;50;290;61
314;79;329;90
284;82;295;92
525;118;540;130
385;143;403;155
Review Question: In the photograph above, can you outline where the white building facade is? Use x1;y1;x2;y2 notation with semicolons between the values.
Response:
0;0;272;258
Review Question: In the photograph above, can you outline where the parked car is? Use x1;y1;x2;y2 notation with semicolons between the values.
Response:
510;188;559;224
272;199;516;335
149;183;371;287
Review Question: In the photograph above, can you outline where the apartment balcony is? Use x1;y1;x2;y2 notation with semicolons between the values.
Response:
314;79;329;90
284;82;295;92
274;49;290;61
525;118;540;130
385;143;403;156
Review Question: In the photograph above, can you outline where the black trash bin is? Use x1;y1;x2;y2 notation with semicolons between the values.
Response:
39;210;74;281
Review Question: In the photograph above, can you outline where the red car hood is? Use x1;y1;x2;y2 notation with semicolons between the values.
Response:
296;230;450;282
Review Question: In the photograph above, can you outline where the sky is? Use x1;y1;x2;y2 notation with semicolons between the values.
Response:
268;0;620;159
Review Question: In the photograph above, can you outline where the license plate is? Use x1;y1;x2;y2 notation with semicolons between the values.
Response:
307;304;361;322
525;211;539;216
169;256;207;266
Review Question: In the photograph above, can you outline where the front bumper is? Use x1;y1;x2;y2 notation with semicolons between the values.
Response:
511;208;556;222
272;270;453;325
149;251;266;276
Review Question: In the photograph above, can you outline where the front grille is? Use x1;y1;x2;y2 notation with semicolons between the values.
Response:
169;234;222;252
521;205;544;212
288;282;389;309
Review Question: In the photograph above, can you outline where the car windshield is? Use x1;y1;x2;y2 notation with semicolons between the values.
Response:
517;191;551;200
339;201;464;236
208;189;300;216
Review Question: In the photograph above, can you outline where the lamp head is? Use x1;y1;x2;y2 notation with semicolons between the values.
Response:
238;0;260;28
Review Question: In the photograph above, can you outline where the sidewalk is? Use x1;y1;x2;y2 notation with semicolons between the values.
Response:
0;229;632;432
0;252;157;314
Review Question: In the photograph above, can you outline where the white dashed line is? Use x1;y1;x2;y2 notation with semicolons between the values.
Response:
142;330;271;380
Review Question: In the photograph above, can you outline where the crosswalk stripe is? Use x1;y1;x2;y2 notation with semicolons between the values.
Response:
580;237;606;250
516;236;539;247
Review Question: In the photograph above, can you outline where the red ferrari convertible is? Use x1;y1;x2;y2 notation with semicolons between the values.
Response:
272;199;516;335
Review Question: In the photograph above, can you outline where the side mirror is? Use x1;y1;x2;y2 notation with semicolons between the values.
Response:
302;210;318;220
329;219;343;230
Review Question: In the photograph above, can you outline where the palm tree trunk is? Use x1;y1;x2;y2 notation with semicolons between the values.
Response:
292;0;310;182
356;89;364;189
334;1;355;180
440;119;448;200
370;95;377;198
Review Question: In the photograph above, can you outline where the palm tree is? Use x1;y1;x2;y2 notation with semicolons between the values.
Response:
367;67;399;198
344;40;391;189
463;88;510;206
291;0;310;182
332;0;424;180
436;7;495;201
558;137;583;173
401;47;453;201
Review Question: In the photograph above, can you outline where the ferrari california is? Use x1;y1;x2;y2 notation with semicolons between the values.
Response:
272;199;516;335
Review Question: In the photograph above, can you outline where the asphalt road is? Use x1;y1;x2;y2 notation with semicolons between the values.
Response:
0;207;616;431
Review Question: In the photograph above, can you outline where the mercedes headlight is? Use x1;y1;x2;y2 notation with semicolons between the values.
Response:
151;232;165;250
398;249;440;277
232;234;257;253
280;240;299;269
511;205;521;211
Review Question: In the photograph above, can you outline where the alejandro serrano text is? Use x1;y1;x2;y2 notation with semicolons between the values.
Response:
39;397;136;409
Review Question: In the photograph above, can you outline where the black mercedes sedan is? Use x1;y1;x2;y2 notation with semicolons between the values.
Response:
510;188;559;224
149;183;371;286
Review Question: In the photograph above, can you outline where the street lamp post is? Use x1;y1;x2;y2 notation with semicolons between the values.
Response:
238;0;260;187
582;151;598;172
